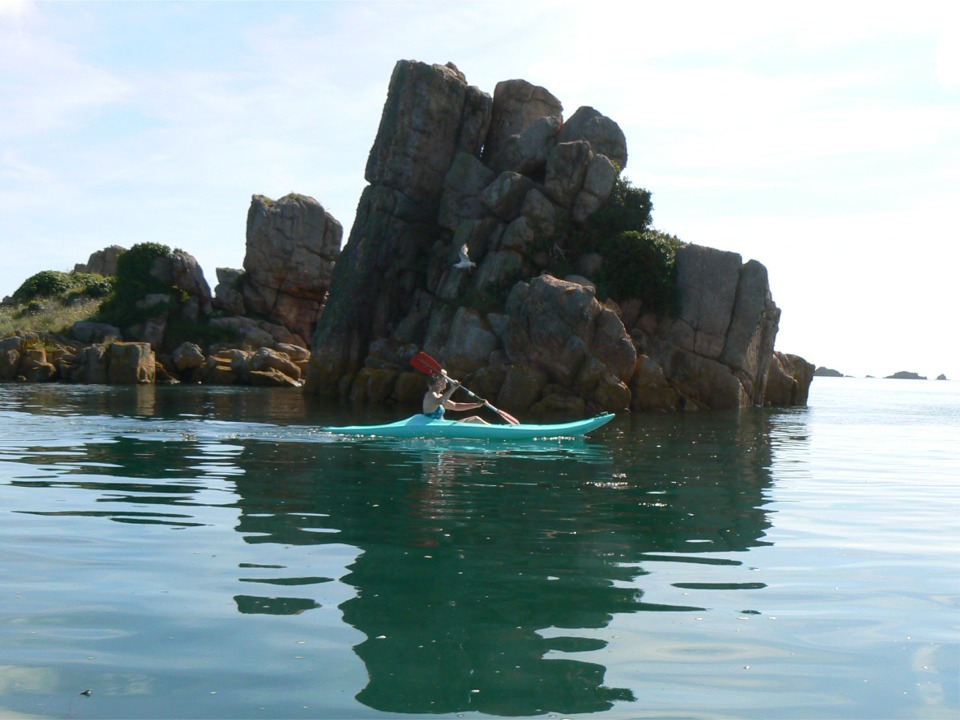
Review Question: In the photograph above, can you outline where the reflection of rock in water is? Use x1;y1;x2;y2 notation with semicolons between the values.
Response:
234;595;320;615
226;407;785;715
343;543;637;714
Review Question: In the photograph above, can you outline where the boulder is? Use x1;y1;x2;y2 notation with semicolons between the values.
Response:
275;343;310;363
572;153;618;224
247;368;301;388
172;342;206;372
669;244;743;359
0;347;20;380
213;268;246;315
126;316;167;350
544;141;593;207
520;189;559;239
20;348;56;382
209;316;305;348
556;106;628;171
481;171;537;222
248;347;301;383
496;363;548;412
440;306;498;375
74;345;109;384
630;354;684;412
502;275;606;386
719;259;781;404
107;342;156;384
473;249;525;295
348;367;399;404
311;63;496;393
393;370;428;405
203;362;239;386
242;193;342;342
0;336;22;380
148;252;213;316
365;60;491;218
659;344;748;410
483;79;562;167
169;252;213;316
490;115;561;175
765;352;815;405
438;152;495;231
590;305;637;382
74;245;124;277
499;216;536;253
530;391;585;416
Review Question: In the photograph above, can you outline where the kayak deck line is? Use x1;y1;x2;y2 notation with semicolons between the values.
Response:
322;413;615;440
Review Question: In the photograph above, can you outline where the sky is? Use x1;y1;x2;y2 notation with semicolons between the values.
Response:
1;0;958;380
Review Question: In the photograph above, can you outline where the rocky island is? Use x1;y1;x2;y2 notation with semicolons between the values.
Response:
1;59;814;414
306;60;812;413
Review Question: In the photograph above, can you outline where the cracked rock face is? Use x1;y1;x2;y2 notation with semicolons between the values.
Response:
241;193;342;344
307;59;808;412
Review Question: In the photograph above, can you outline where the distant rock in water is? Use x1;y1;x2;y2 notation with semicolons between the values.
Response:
814;366;844;378
885;370;926;380
936;374;948;381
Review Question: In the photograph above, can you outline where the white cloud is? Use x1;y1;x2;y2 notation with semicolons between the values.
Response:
0;0;33;20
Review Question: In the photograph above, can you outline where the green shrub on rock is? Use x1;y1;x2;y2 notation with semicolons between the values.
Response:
68;273;114;300
12;271;74;301
589;175;654;237
597;229;683;316
97;242;175;327
11;270;114;306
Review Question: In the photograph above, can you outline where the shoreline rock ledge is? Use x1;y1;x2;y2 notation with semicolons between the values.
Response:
306;59;814;414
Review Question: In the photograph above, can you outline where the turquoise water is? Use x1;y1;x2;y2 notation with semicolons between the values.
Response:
0;378;957;719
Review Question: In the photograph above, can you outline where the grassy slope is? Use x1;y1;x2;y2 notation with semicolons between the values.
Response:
0;299;102;338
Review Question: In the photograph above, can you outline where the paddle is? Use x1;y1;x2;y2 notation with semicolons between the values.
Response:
410;351;521;425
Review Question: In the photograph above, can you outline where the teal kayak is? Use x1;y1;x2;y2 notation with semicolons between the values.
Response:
323;413;614;440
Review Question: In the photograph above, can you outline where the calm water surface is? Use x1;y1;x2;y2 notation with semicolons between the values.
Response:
0;378;957;719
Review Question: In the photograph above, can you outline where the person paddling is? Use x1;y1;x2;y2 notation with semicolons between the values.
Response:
423;373;489;424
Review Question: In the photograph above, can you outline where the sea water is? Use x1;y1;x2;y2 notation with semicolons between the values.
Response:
0;378;957;719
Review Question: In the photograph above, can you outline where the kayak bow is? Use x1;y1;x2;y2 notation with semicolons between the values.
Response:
323;413;614;440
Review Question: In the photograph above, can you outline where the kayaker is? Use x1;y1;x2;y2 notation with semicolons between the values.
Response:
423;374;490;424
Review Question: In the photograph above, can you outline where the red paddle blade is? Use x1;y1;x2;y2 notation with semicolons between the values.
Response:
410;351;443;376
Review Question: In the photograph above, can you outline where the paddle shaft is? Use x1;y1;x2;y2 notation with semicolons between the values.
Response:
411;352;520;424
437;371;520;425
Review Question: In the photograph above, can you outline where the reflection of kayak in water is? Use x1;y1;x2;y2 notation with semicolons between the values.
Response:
323;413;615;440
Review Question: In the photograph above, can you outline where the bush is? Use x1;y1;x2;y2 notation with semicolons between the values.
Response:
588;176;654;239
12;271;75;303
597;229;683;316
97;242;175;327
70;273;114;300
12;270;114;305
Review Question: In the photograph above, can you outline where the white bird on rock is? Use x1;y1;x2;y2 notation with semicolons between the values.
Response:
453;243;475;270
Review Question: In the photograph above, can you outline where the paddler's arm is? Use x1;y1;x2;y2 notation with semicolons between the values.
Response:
440;381;486;411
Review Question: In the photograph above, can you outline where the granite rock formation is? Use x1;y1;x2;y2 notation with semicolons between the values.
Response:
0;331;308;388
307;60;811;413
74;245;124;277
229;193;342;345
